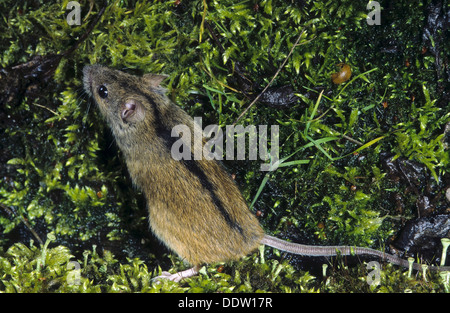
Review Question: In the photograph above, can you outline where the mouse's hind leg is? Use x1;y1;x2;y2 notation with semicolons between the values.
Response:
152;265;200;283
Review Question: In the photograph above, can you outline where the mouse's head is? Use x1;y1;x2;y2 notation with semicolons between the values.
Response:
83;64;168;140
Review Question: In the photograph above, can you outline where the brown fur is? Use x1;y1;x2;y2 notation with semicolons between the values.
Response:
83;65;450;275
83;65;264;266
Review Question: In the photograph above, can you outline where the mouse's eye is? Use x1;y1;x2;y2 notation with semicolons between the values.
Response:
98;85;108;99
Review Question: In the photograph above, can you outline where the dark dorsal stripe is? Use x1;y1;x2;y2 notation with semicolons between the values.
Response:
136;89;244;236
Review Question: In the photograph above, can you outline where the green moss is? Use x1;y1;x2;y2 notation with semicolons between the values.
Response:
1;0;449;293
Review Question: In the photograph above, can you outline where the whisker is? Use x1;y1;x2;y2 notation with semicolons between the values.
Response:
76;86;92;127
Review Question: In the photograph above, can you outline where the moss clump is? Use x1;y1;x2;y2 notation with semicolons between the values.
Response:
1;0;449;293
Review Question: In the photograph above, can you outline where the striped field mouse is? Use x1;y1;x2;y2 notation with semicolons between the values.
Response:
83;65;450;282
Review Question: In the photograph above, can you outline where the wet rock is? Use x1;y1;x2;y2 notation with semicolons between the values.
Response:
416;195;435;217
380;152;428;190
380;152;442;217
391;213;450;261
258;85;298;108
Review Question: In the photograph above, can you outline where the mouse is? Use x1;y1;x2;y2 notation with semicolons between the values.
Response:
82;64;450;282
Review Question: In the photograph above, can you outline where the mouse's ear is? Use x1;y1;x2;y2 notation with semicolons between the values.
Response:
121;99;145;123
142;73;168;88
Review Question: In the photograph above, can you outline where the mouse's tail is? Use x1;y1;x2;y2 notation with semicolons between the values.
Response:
261;234;449;271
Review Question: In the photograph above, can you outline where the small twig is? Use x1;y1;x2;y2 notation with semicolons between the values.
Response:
199;0;208;43
342;134;364;146
0;202;44;245
327;126;364;146
201;65;241;93
62;0;108;57
33;103;66;120
204;20;224;53
232;29;308;126
83;0;95;22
